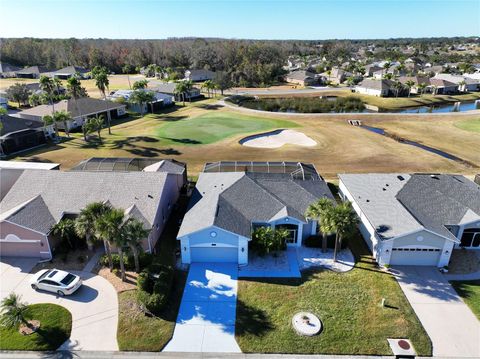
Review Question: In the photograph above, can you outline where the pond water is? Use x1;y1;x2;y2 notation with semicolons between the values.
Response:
393;100;480;114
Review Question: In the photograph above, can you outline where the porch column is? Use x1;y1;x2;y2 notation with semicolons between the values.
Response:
297;224;303;247
311;220;317;235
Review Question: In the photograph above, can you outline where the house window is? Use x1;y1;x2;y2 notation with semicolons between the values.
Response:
460;229;480;248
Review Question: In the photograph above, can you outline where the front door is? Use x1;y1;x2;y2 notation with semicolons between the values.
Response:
276;224;298;246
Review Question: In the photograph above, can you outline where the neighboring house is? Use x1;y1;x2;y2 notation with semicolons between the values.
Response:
52;66;90;80
322;68;350;84
107;89;174;113
0;62;21;78
432;74;480;92
0;169;185;259
15;66;49;79
398;76;431;94
0;161;59;200
339;173;480;267
0;97;8;109
153;83;202;101
16;97;127;131
422;65;444;76
364;64;383;77
355;79;393;97
184;69;215;82
285;70;317;86
0;115;54;157
71;157;187;192
177;161;335;265
428;78;458;95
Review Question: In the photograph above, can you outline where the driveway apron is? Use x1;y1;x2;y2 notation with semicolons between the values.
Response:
394;266;480;357
164;262;241;353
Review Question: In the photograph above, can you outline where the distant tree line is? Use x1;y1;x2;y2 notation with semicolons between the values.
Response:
1;37;478;86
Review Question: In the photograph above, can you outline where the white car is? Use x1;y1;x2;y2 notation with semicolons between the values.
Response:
30;269;82;296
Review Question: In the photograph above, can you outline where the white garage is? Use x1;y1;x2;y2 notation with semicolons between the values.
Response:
390;247;442;266
190;245;238;263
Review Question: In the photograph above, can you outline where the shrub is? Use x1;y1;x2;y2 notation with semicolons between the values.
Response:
136;290;168;315
100;252;154;271
137;271;152;292
304;234;348;249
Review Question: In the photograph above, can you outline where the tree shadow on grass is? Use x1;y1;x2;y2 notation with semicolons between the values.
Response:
157;115;189;122
235;299;273;337
112;136;160;149
196;104;223;110
127;147;181;157
160;137;202;145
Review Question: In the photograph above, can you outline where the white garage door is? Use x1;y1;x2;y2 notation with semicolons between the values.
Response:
390;248;441;266
190;246;238;263
0;241;42;258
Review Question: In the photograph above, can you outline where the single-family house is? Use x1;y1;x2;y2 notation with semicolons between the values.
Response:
428;78;458;95
355;79;393;97
0;63;21;78
422;65;444;76
184;69;215;82
285;70;317;86
322;68;349;84
432;74;480;92
107;89;174;113
177;161;335;265
0;115;54;157
153;83;201;101
0;169;185;259
364;64;383;77
339;173;480;267
15;66;49;79
0;97;8;110
52;66;90;80
398;76;431;94
16;97;127;131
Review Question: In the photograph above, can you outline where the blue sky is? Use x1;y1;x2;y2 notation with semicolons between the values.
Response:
0;0;479;39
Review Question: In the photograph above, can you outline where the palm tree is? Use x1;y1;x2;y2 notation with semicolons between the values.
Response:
84;115;104;141
382;61;391;77
404;80;415;97
305;198;335;253
42;114;60;139
123;218;149;273
132;79;148;90
0;293;31;330
95;207;127;280
51;218;76;250
174;81;189;106
202;80;214;98
458;80;467;92
417;82;427;95
54;110;73;138
75;202;110;251
393;81;404;98
129;90;155;116
94;70;112;134
39;75;57;115
329;202;358;262
66;76;87;141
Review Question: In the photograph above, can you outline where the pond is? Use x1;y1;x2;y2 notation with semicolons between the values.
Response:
393;100;480;114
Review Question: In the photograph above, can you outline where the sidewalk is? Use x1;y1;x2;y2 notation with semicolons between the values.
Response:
82;248;104;273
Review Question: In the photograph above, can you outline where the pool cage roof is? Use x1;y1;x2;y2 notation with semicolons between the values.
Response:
203;161;321;181
71;157;184;172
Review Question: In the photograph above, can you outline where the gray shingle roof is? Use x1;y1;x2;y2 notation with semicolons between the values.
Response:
0;115;43;136
178;172;334;238
397;174;480;240
0;170;170;234
357;79;394;91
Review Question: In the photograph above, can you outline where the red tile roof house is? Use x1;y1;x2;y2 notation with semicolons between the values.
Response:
0;168;185;260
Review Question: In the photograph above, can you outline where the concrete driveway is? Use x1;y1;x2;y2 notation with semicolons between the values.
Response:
394;266;480;357
164;263;241;353
0;257;118;351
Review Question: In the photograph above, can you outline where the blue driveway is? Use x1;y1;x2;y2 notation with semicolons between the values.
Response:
163;263;241;353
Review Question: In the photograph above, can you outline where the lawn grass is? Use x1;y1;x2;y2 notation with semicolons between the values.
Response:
450;280;480;320
455;118;480;133
235;237;432;355
0;304;72;351
156;112;296;146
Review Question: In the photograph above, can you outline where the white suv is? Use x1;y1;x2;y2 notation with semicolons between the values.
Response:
30;269;82;296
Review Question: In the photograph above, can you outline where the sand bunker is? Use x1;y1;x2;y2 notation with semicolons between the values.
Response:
240;129;317;149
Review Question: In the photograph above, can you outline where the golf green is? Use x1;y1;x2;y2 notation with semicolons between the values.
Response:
157;112;296;145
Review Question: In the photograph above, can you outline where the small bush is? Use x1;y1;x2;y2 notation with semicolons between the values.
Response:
100;252;154;271
136;290;168;315
137;271;152;292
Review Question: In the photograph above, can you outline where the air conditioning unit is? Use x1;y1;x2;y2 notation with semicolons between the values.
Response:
387;338;416;358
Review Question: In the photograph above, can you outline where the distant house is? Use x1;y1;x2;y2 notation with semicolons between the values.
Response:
432;74;480;92
355;79;393;97
107;89;174;113
15;66;49;79
0;115;54;157
428;78;458;95
398;76;431;94
0;169;185;259
0;97;8;110
0;63;21;78
52;66;90;80
184;69;215;82
177;161;334;265
422;65;444;76
285;70;317;86
16;97;127;131
153;83;201;101
339;173;480;267
364;64;383;77
322;67;350;84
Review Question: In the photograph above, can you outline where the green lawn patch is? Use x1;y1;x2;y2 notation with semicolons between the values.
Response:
450;280;480;320
235;238;432;355
0;304;72;351
454;118;480;133
156;112;296;145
